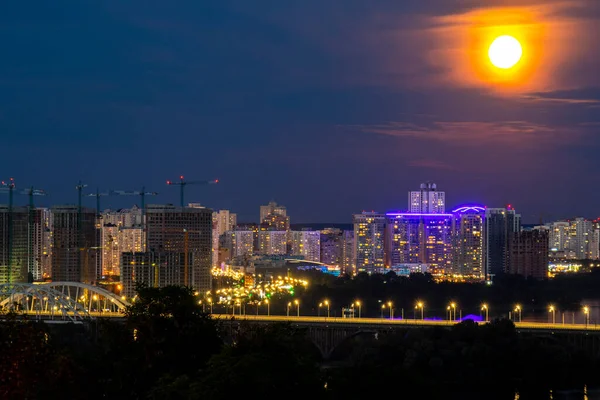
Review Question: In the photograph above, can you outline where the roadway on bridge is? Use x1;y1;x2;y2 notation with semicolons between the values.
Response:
211;314;600;332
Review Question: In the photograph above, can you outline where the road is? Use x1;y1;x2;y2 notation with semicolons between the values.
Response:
210;314;600;332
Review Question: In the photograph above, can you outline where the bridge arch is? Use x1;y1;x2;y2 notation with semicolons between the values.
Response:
0;283;89;321
44;282;130;312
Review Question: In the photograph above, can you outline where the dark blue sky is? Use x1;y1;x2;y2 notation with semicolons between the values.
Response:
1;1;599;223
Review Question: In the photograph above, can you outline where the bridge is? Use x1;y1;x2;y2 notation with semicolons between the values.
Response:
212;314;600;358
0;282;130;321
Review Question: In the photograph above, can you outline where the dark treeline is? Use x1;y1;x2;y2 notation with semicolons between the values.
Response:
1;286;599;399
280;270;600;319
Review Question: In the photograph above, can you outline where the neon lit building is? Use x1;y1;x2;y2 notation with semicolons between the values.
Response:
452;206;485;278
385;212;453;274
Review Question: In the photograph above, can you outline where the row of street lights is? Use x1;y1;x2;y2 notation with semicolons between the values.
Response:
202;296;592;324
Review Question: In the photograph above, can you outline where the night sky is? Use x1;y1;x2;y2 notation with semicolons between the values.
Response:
1;1;599;223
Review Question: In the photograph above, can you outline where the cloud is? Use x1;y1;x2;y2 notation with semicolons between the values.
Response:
348;120;566;146
521;90;600;105
407;159;461;171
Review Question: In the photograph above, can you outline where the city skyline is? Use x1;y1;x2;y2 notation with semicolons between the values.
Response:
1;179;599;225
1;1;599;223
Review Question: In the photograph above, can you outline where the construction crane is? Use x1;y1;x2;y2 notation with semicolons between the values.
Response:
166;176;218;207
110;186;158;211
86;188;111;217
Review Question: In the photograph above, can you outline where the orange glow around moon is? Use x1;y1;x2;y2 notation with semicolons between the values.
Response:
429;7;564;91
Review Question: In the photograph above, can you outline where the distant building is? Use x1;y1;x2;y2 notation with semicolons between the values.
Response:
546;218;599;260
101;207;145;276
260;201;290;231
260;201;287;223
0;206;52;283
341;230;355;275
452;206;485;278
509;230;549;279
386;212;453;275
258;231;288;255
484;207;521;279
51;206;98;284
320;228;343;266
291;231;320;262
232;230;255;258
121;252;195;298
144;204;212;292
353;212;385;273
548;221;571;258
409;182;445;214
212;210;237;265
101;225;145;276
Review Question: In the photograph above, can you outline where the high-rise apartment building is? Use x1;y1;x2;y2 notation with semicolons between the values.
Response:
353;212;385;273
291;230;320;262
452;206;485;278
547;218;599;260
509;230;549;279
143;205;213;292
260;201;287;223
51;206;98;283
341;230;355;275
386;212;453;274
320;228;343;266
212;210;237;266
260;201;290;231
258;231;287;255
231;230;255;258
101;207;145;277
484;207;521;279
409;183;445;214
0;206;52;283
102;225;145;276
121;252;195;297
548;221;571;258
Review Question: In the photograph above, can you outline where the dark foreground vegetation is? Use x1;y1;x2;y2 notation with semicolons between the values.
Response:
1;286;599;399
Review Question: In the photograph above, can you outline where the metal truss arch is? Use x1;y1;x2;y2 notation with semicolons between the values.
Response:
0;283;89;321
45;282;131;311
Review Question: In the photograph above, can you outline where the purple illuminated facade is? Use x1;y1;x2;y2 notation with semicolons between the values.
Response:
385;213;453;274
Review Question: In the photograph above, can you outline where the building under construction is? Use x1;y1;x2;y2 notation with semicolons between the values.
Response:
0;206;52;283
120;204;213;296
50;205;98;284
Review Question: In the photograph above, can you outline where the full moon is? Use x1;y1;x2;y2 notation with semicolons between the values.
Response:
488;35;523;69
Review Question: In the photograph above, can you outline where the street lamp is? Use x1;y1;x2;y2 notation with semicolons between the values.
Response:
294;299;300;317
448;302;457;321
287;302;291;317
381;304;386;319
387;301;393;319
416;301;424;320
354;300;362;318
324;300;330;318
481;304;488;322
583;306;590;327
549;305;556;324
514;305;522;322
207;298;213;314
264;299;270;316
